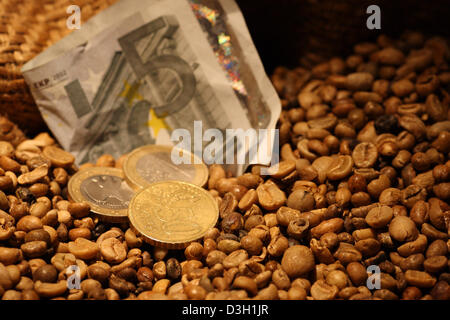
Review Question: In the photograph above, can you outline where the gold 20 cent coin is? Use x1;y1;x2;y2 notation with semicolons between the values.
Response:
123;145;208;190
68;167;134;223
128;181;218;249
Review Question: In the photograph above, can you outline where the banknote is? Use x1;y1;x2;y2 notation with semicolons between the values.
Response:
22;0;280;174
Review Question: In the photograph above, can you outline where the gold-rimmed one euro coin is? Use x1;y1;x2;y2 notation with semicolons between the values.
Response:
68;167;134;223
123;145;208;190
128;181;219;249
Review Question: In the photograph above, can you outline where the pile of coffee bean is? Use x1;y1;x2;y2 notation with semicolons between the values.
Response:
260;31;449;300
0;31;449;300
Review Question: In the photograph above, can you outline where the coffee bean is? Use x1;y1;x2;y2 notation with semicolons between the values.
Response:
399;115;427;140
99;238;127;264
334;243;362;264
286;189;315;211
68;238;99;260
68;202;90;219
33;264;57;283
400;253;425;271
397;234;428;257
25;229;51;246
366;206;393;228
281;245;315;278
327;155;353;180
311;218;344;238
68;227;91;241
405;270;437;288
223;249;248;269
311;279;339;300
221;212;243;233
430;281;450;300
233;276;258;296
346;174;366;193
426;240;448;258
389;216;419;242
16;216;42;232
162;258;179;280
352;142;378;168
256;180;286;211
326;270;349;290
21;241;47;258
88;265;110;284
240;235;263;256
15;187;35;203
376;47;405;65
287;217;309;240
374;115;399;134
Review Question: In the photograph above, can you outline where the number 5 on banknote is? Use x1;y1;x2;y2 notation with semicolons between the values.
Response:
65;16;196;120
119;15;196;117
64;16;199;163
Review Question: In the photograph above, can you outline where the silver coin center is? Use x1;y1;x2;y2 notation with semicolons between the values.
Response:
135;152;196;183
80;175;134;210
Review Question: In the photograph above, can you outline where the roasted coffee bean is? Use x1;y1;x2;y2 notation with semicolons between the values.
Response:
15;187;35;203
185;242;203;261
423;256;447;273
400;253;425;271
367;174;391;199
221;212;243;233
256;180;286;211
352;142;378;168
430;281;450;300
405;270;437;288
33;264;57;283
347;174;367;193
21;241;47;258
311;218;344;238
108;275;130;297
374;114;399;134
166;258;181;280
389;216;419;242
232;276;258;296
426;240;448;258
116;268;137;283
281;245;315;278
286;189;315;212
240;235;263;256
326;270;349;290
287;218;310;240
17;215;42;232
69;238;99;260
327;155;353;180
25;229;51;247
311;279;339;300
88;265;110;284
366;206;393;228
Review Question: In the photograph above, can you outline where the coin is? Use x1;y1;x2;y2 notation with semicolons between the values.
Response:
68;167;134;223
123;144;208;190
128;181;219;249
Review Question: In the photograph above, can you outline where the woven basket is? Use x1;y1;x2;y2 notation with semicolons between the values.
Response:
0;0;118;135
1;0;450;135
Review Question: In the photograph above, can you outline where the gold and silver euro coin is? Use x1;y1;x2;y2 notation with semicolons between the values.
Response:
68;167;134;223
123;144;208;190
128;181;219;249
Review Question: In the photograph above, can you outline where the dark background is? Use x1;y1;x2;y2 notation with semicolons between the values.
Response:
236;0;450;73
